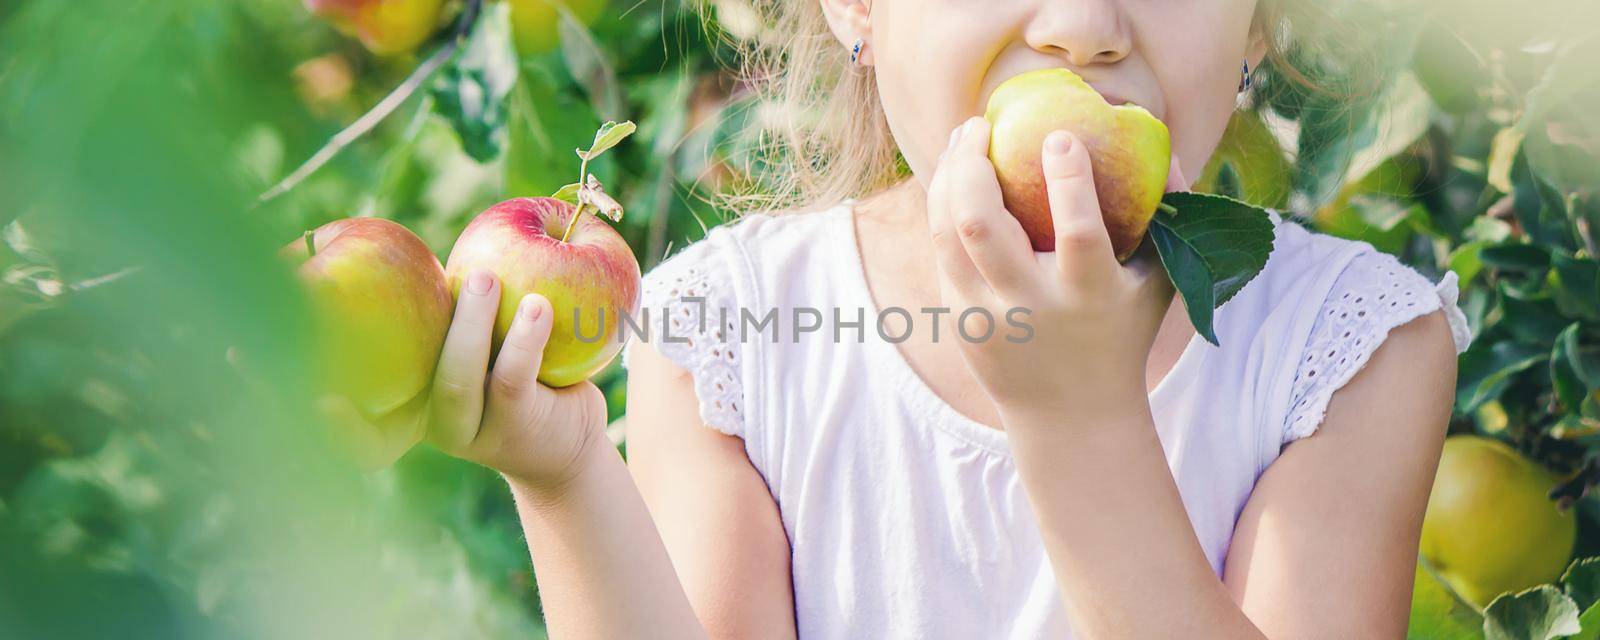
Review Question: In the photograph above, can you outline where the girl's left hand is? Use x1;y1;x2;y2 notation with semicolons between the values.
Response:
926;116;1186;430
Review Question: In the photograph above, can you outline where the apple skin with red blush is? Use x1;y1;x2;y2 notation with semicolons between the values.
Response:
283;217;455;417
444;197;641;388
984;68;1172;260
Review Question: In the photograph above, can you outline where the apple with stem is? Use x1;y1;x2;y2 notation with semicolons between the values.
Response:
282;217;454;417
985;68;1172;259
444;121;642;387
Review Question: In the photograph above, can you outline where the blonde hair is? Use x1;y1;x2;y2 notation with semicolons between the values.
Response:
707;0;1406;215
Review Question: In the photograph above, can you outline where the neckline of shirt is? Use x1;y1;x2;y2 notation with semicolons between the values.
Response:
828;200;1212;455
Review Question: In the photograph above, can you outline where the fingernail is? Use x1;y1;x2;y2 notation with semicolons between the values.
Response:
948;124;963;150
467;270;493;295
519;295;542;321
1046;131;1072;156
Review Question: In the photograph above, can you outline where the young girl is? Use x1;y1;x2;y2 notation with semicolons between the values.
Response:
412;0;1473;637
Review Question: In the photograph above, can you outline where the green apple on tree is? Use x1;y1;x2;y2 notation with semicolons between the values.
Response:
444;121;641;388
282;217;455;417
305;0;451;56
1420;435;1577;609
984;67;1171;260
508;0;607;56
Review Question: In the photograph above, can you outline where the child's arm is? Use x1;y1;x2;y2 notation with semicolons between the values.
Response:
506;434;710;640
624;342;799;638
1223;311;1455;638
927;117;1454;638
397;269;714;639
1000;313;1454;640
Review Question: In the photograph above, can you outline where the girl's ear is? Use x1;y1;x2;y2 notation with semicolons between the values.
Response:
819;0;874;66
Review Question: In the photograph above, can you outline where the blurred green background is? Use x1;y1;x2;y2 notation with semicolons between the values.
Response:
1;0;1598;638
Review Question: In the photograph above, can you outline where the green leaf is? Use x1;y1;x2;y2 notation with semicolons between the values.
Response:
1464;216;1514;244
1562;557;1600;612
1483;585;1581;640
1350;193;1432;235
505;65;599;197
1548;324;1600;416
429;1;520;162
1296;66;1432;208
557;5;623;121
1410;562;1485;640
1510;148;1576;251
1456;341;1549;413
1411;21;1486;115
1488;127;1525;194
1518;36;1600;196
1550;253;1600;320
577;120;637;162
1149;192;1276;346
1572;603;1600;640
1500;290;1571;346
1449;241;1488;288
1481;243;1552;273
550;182;582;204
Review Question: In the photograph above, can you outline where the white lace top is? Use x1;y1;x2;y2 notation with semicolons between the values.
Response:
622;203;1471;639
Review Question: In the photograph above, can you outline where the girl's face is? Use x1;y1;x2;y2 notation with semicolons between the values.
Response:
825;0;1268;187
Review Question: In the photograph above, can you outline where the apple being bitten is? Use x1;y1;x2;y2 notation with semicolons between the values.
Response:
444;197;641;388
283;217;454;417
984;68;1171;259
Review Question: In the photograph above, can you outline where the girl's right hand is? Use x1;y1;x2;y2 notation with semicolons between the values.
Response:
325;269;609;490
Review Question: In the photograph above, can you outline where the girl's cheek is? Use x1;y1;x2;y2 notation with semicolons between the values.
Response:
874;8;1016;176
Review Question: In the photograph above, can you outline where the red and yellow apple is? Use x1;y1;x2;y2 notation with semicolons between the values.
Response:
305;0;450;57
984;68;1171;259
508;0;608;57
282;217;454;417
444;197;640;387
1420;435;1577;609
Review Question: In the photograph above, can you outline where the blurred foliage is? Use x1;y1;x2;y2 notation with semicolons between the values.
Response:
0;0;739;637
1198;0;1600;636
2;0;1599;637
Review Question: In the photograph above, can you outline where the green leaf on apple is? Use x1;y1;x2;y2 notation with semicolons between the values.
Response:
1148;191;1275;346
551;182;582;204
1482;585;1582;640
577;120;636;161
429;1;519;162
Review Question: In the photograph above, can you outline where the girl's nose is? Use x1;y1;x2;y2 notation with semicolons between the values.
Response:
1022;0;1133;68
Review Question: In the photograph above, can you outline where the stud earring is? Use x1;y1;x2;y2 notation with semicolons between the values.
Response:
1237;58;1253;93
849;38;864;65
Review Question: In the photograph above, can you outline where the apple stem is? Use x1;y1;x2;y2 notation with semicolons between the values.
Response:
304;230;317;257
559;202;588;244
558;154;594;243
1157;202;1178;216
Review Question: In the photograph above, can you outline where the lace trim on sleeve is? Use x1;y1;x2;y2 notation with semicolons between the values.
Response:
1282;252;1473;443
622;247;746;437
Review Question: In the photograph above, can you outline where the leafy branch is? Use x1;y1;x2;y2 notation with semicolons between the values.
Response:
554;120;635;242
1148;191;1277;346
254;0;486;206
